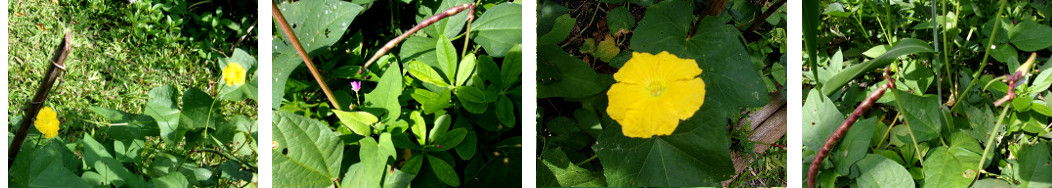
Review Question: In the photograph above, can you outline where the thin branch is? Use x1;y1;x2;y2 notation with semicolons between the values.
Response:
358;4;475;75
807;67;895;188
272;2;342;111
9;31;72;167
746;0;787;33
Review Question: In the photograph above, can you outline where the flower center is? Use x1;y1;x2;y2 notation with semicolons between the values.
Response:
647;81;665;97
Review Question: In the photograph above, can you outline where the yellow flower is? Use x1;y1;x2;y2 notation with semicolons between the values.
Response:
222;62;247;86
34;107;60;139
606;51;705;138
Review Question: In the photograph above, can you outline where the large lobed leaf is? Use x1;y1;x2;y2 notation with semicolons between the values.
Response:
629;0;768;112
596;100;734;186
537;148;606;187
273;111;344;187
272;0;364;108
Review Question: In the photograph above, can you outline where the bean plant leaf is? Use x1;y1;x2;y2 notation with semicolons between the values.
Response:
91;107;159;141
432;128;467;151
33;162;91;187
629;0;768;111
496;95;516;127
180;88;219;130
272;0;363;108
596;101;734;186
364;63;404;123
539;14;575;45
1013;142;1052;188
435;35;458;80
333;110;378;136
407;60;450;87
1009;21;1052;51
922;147;977;188
273;111;344;187
832;118;875;175
802;89;844;152
470;2;522;57
456;53;477;86
150;172;190;187
502;45;523;89
456;86;488;103
428;154;461;186
821;38;934;96
417;0;472;40
893;89;942;142
855;154;915;188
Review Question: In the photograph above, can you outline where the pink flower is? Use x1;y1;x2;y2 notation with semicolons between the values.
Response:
350;81;362;93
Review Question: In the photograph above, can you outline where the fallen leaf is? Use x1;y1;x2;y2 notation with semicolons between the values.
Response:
35;23;45;31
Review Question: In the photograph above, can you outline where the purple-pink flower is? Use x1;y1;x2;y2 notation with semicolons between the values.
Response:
350;81;362;93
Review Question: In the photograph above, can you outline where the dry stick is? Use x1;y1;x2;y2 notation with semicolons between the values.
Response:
746;0;787;33
273;2;342;111
807;68;895;188
9;31;73;167
357;4;475;75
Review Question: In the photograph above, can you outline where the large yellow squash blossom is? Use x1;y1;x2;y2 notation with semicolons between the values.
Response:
223;62;247;86
607;51;705;138
34;107;60;139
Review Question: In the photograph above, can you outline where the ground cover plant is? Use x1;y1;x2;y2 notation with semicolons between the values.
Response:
271;0;522;187
8;0;259;186
803;0;1052;187
536;0;787;186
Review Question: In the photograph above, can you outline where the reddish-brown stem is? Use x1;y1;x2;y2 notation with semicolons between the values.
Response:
747;0;787;33
358;4;475;75
273;2;342;111
807;68;895;188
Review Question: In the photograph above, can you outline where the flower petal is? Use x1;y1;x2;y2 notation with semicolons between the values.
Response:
613;52;658;84
606;82;648;122
621;99;678;138
658;78;706;120
653;51;702;82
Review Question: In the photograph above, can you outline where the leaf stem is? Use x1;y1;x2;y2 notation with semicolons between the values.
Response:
950;0;1008;113
976;104;1011;181
574;155;599;167
272;2;343;111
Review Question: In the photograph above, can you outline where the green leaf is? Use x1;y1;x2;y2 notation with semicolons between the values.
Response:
855;154;915;188
1010;21;1052;51
333;110;378;136
456;85;488;103
496;95;516;127
410;111;427;144
364;63;404;122
539;14;575;45
150;172;190;187
597;101;734;186
407;60;450;87
821;38;934;96
455;130;478;160
273;0;363;108
537;148;606;187
144;85;182;146
383;166;416;188
629;0;769;110
456;53;477;86
428;114;452;144
433;128;467;151
92;157;134;187
358;133;396;188
607;6;635;36
537;44;603;98
428;154;461;186
893;89;942;142
81;133;114;168
922;147;977;188
273;111;343;187
802;89;845;151
180;88;219;130
435;35;458;79
502;45;523;89
972;178;1014;188
470;2;522;57
1013;142;1052;188
91;107;158;141
31;162;91;187
410;88;452;114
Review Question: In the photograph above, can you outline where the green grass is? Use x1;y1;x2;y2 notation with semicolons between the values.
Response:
8;0;256;138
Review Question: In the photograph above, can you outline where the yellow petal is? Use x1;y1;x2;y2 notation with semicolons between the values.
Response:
606;82;648;122
653;51;702;82
613;52;658;84
658;78;706;120
621;99;678;138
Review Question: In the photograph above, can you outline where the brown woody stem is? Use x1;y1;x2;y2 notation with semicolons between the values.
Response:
358;4;475;75
273;2;342;111
807;67;895;188
9;31;72;167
